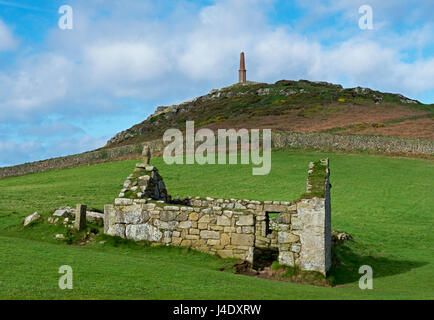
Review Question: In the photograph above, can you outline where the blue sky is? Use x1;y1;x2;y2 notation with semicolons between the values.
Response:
0;0;433;167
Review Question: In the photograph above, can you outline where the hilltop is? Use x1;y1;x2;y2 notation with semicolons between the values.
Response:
1;79;433;180
106;79;434;148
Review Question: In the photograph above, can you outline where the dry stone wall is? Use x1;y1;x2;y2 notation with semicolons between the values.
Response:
271;132;434;155
0;143;145;179
1;131;432;180
104;159;332;275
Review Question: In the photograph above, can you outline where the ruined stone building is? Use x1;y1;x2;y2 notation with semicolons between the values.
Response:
104;147;332;275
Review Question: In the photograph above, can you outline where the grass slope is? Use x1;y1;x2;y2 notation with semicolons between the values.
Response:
0;149;433;299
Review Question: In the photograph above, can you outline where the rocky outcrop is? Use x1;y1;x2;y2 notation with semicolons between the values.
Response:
396;94;420;104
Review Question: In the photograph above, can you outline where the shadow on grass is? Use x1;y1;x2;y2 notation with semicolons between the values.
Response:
329;243;428;285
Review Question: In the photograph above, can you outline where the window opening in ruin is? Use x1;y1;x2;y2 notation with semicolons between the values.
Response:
265;212;279;235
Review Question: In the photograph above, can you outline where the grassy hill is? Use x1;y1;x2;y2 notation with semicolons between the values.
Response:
0;149;433;299
1;79;432;181
106;80;434;148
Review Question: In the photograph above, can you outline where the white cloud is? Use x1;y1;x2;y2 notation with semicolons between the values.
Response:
250;33;434;95
296;0;434;27
0;19;18;51
84;42;171;88
0;53;72;120
0;0;434;166
1;0;433;121
253;29;322;79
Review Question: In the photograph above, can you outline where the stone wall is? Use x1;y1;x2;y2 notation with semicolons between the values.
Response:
118;162;169;202
1;131;432;180
104;159;332;275
271;132;434;155
0;143;145;180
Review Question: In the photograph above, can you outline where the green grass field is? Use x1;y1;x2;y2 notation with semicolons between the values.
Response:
0;149;433;299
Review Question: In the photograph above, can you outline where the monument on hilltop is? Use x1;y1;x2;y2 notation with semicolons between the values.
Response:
238;52;247;83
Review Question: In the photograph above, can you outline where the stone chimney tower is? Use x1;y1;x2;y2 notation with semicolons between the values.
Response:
238;52;247;83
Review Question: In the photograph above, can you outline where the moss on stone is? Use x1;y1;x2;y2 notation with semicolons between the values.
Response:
298;160;327;200
123;190;138;199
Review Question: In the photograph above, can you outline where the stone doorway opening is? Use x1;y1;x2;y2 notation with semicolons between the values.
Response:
253;247;278;271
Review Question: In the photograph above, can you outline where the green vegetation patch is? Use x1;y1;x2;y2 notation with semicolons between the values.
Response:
0;150;433;299
271;262;332;287
298;160;327;199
